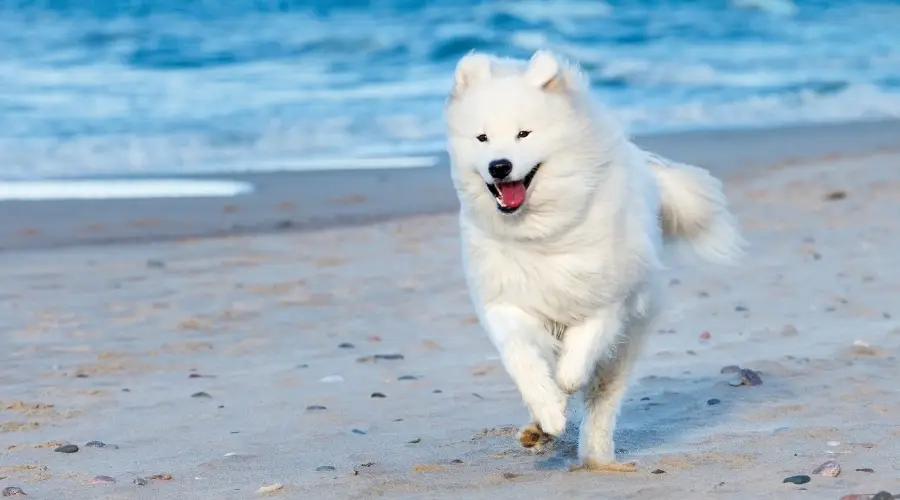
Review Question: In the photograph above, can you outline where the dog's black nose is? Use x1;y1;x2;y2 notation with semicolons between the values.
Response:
488;159;513;179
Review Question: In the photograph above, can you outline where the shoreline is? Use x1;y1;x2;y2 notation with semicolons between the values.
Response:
2;118;899;252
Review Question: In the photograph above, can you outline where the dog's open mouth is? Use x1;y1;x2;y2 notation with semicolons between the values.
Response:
486;164;541;214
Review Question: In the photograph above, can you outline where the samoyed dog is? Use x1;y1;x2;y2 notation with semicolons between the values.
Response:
444;50;745;469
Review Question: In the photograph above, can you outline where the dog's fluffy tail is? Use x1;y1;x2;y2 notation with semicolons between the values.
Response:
648;153;746;265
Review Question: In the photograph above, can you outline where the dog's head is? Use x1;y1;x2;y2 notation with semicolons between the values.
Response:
444;50;618;240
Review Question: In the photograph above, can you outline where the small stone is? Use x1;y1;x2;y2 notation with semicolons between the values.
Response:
90;475;116;484
824;190;847;201
373;353;404;360
873;492;894;500
191;391;212;398
651;469;666;474
812;460;840;477
408;438;421;443
305;405;327;411
501;472;520;479
698;291;710;298
316;465;336;472
781;324;799;336
2;487;26;497
398;375;418;381
371;392;386;398
320;375;344;383
133;477;149;486
359;462;375;467
699;331;712;340
720;365;741;374
729;368;763;387
855;468;875;473
782;475;810;485
296;364;309;369
640;397;651;401
450;459;464;464
257;483;284;493
54;444;79;453
149;474;173;480
351;429;366;435
432;389;443;393
707;398;721;406
735;305;748;312
338;342;355;349
84;440;106;448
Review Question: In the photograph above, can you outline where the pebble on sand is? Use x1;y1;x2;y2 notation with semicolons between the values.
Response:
729;368;763;387
257;483;284;493
316;465;336;472
54;444;79;453
707;398;721;406
305;405;327;411
812;460;841;477
720;365;742;374
371;392;386;398
651;469;666;474
338;342;355;349
782;475;810;485
855;468;875;473
872;492;895;500
408;438;421;443
133;478;149;486
699;331;712;340
2;487;26;497
191;391;212;398
398;375;418;381
90;475;116;485
84;440;117;449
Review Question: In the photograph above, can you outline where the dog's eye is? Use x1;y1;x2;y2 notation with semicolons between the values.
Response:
517;130;531;139
476;134;488;143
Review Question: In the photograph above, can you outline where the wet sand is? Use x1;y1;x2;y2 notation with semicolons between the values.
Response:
2;123;900;499
2;119;900;252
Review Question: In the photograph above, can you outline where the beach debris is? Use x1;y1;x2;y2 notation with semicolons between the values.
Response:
133;477;149;486
720;365;741;374
432;389;443;393
735;305;749;312
149;474;173;481
855;468;875;473
408;438;421;444
54;444;79;453
824;189;847;201
872;492;895;500
351;429;366;435
315;466;336;472
90;475;116;485
699;331;711;340
305;405;327;411
375;353;404;361
370;392;386;398
782;475;810;485
812;460;841;477
707;398;721;406
338;342;355;349
296;364;309;369
189;373;217;378
826;441;841;447
257;483;284;493
501;472;521;479
651;469;666;474
729;368;763;387
781;324;799;336
191;391;212;398
2;487;26;497
319;375;344;383
451;459;464;464
413;464;445;472
398;375;418;381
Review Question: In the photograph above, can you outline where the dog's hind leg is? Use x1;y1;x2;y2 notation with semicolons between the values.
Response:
576;317;651;469
482;304;567;450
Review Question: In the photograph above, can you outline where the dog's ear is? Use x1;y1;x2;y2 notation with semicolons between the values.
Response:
452;52;492;98
525;50;565;92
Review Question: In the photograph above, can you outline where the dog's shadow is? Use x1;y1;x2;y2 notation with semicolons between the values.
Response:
535;373;749;470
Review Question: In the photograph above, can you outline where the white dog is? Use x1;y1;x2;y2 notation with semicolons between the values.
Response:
444;50;744;469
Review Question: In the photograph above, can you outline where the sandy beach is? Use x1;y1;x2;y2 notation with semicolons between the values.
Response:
2;123;900;499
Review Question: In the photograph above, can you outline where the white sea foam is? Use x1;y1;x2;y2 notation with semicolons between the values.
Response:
0;179;254;201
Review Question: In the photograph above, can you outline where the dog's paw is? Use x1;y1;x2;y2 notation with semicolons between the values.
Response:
568;458;638;473
518;422;557;452
554;360;587;395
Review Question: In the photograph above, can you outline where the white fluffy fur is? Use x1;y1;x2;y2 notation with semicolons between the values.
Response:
444;50;745;466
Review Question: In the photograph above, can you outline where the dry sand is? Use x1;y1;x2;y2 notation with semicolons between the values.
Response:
3;150;900;499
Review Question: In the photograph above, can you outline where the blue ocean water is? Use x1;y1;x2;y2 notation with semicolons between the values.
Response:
2;0;900;179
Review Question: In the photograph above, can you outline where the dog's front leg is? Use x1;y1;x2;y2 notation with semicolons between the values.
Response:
555;305;624;395
483;304;567;449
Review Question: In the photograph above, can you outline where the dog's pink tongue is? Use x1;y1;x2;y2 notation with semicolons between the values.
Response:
499;182;526;208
